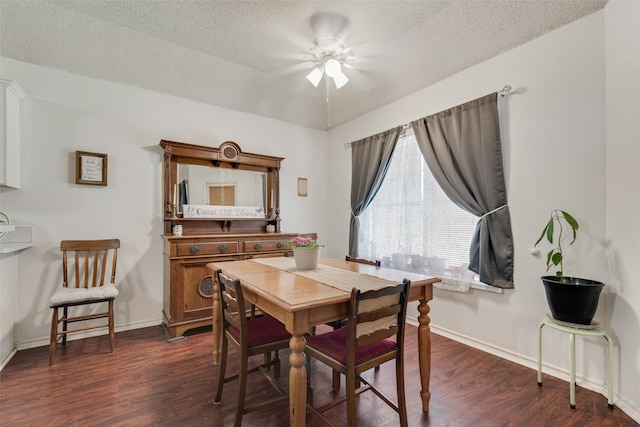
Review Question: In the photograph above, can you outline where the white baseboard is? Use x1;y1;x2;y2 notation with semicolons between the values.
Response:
0;348;17;371
406;317;640;424
14;319;163;351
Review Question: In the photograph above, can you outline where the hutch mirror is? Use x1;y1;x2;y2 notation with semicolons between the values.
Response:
160;140;283;235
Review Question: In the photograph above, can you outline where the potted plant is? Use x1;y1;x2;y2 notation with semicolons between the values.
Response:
534;209;604;325
287;236;324;270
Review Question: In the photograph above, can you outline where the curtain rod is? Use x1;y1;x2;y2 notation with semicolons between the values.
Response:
498;85;512;96
344;84;513;149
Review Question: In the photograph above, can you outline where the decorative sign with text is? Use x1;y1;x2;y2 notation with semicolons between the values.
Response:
75;151;107;186
182;205;265;218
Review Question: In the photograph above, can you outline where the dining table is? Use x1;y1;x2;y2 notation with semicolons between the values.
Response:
206;256;440;427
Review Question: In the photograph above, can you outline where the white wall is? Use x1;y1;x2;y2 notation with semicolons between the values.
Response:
328;7;638;420
1;1;638;421
605;0;640;419
0;57;329;354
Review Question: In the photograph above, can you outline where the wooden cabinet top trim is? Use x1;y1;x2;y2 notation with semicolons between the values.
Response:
160;140;283;168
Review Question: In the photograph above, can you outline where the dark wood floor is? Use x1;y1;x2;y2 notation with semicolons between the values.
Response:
1;324;636;427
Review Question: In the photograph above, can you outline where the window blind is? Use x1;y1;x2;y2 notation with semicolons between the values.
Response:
358;130;477;279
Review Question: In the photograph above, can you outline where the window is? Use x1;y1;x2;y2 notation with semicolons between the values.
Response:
358;129;481;290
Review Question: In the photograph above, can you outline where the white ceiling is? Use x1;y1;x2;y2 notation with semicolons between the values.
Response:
0;0;607;130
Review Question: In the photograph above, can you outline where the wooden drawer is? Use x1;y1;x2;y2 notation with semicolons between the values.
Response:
243;239;289;253
176;241;239;257
162;232;315;340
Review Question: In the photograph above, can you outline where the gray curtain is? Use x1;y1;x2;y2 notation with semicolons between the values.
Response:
349;127;402;257
411;93;514;288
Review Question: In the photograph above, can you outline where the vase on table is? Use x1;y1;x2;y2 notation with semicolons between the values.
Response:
292;246;321;270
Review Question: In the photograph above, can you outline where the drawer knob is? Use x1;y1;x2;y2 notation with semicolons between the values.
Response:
220;244;228;252
190;246;200;253
277;242;284;249
254;243;262;250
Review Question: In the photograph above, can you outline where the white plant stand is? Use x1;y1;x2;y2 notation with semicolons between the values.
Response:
537;315;614;409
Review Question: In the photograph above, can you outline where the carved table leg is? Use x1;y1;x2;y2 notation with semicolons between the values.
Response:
417;297;432;412
289;334;307;426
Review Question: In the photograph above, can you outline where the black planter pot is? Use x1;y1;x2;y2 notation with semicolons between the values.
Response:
541;276;604;325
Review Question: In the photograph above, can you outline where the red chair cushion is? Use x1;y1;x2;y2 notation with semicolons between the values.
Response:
306;326;396;364
229;315;291;347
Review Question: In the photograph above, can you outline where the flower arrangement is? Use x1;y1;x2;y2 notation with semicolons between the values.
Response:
288;236;324;270
287;236;324;248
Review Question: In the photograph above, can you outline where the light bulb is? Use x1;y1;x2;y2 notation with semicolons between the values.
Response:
324;59;341;78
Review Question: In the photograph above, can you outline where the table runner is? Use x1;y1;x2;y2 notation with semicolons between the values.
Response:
251;257;399;292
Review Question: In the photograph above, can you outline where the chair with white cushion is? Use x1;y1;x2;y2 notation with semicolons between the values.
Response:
49;239;120;366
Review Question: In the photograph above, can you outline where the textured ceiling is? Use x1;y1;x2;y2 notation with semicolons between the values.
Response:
0;0;607;130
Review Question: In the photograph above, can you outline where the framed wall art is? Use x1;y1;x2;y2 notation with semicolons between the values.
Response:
297;177;308;197
76;151;108;186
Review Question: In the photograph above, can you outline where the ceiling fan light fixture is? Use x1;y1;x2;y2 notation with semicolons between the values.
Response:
306;38;351;90
306;67;323;88
332;70;349;89
324;58;342;78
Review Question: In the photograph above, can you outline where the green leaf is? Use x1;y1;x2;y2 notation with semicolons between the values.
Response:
561;210;579;244
561;211;579;230
534;220;551;246
545;250;554;269
551;252;563;266
546;220;554;244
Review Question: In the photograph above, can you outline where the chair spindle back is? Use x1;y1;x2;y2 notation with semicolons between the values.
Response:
61;239;120;289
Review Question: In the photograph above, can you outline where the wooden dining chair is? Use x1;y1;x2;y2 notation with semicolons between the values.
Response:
345;255;381;267
333;257;381;331
305;280;411;427
213;269;292;427
325;255;382;389
49;239;120;366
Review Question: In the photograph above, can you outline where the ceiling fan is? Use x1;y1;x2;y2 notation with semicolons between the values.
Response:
299;12;356;128
305;36;352;90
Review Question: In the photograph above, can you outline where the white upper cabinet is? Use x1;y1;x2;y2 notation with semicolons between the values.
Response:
0;79;27;188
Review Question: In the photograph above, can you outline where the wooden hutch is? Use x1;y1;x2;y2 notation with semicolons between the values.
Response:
160;139;315;339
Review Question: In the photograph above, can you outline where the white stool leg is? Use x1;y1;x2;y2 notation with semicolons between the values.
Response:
538;322;545;386
539;319;614;411
569;333;576;409
604;333;614;408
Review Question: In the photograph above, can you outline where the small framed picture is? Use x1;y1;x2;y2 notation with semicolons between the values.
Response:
76;151;108;186
298;177;308;197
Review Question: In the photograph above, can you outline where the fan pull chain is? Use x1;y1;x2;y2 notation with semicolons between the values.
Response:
325;77;331;129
